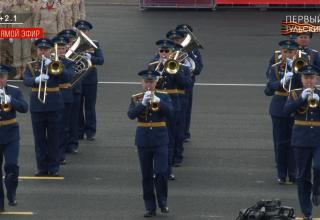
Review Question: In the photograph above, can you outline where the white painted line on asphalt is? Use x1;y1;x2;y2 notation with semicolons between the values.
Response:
199;215;224;218
8;80;265;87
97;82;265;87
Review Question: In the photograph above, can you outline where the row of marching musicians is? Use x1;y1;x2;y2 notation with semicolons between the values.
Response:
0;19;104;211
127;24;203;218
265;32;320;220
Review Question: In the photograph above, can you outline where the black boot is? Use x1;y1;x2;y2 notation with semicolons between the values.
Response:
4;165;19;207
144;210;156;218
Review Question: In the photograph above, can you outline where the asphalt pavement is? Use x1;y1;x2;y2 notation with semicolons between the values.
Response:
2;5;320;220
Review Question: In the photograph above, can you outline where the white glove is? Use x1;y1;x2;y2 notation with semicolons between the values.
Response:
302;88;313;100
9;38;13;43
4;95;11;103
153;95;160;103
280;71;294;84
35;74;49;83
0;88;4;94
84;53;92;60
287;58;294;68
43;57;52;66
142;91;152;106
309;93;320;102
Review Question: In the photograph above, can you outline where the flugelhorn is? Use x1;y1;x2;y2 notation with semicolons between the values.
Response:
0;87;11;112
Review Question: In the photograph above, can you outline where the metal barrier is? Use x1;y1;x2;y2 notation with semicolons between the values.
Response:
140;0;214;9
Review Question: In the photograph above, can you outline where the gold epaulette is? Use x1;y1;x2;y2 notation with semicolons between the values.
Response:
132;92;144;102
290;88;303;100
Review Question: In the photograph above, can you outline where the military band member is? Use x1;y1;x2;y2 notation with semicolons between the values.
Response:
150;40;191;179
75;20;104;141
265;40;299;184
295;32;320;68
128;70;172;218
284;65;320;220
0;65;28;210
266;33;298;78
52;35;74;164
58;29;80;153
175;24;203;142
23;38;72;176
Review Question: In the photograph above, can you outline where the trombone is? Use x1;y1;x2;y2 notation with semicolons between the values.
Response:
0;87;11;112
38;55;48;104
49;43;64;75
282;50;309;92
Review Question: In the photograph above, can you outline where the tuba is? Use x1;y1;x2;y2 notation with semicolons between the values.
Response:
65;28;97;87
0;86;11;112
180;27;203;54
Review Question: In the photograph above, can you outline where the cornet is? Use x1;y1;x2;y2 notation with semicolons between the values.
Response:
308;89;319;108
149;90;160;112
0;87;11;112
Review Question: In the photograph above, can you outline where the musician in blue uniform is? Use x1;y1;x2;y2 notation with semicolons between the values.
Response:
58;29;81;154
284;65;320;220
266;33;298;78
75;20;104;141
150;40;191;180
175;24;203;142
0;65;28;210
295;32;320;68
52;35;75;164
23;38;72;176
128;70;172;218
166;30;194;166
265;40;298;184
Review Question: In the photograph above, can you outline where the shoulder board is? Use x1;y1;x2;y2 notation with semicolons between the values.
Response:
7;84;18;89
132;92;144;98
156;90;168;94
274;50;281;54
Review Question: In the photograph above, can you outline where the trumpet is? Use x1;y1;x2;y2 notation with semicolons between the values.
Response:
38;55;48;104
48;43;64;75
0;87;11;112
308;89;319;108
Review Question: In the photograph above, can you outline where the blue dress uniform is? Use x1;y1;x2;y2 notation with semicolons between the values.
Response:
127;70;173;217
52;36;75;163
266;33;298;78
75;20;105;141
151;40;191;179
175;25;204;140
265;40;298;184
0;65;28;210
23;38;72;176
57;30;81;153
284;65;320;219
